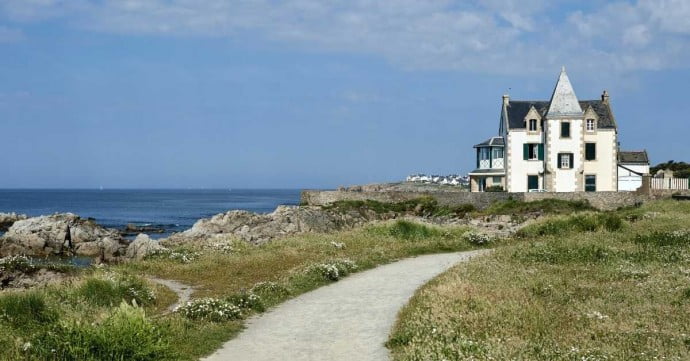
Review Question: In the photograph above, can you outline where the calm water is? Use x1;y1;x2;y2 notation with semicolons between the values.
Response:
0;189;301;238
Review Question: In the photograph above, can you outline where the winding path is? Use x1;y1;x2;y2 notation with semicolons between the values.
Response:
202;250;489;361
147;277;194;313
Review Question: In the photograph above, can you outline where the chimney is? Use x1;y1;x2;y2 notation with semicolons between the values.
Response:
601;90;609;104
502;94;510;106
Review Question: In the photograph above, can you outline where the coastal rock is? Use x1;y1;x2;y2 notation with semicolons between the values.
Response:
165;205;374;245
0;212;28;232
0;213;126;259
125;234;166;261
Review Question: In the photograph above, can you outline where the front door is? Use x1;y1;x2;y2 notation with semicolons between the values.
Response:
527;175;539;191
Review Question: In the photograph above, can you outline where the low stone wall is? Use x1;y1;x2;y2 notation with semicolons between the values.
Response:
301;189;648;211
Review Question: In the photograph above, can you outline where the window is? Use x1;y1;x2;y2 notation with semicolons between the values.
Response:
585;175;596;192
492;176;502;184
585;143;596;160
480;148;490;160
529;118;538;131
561;122;571;138
558;153;574;169
586;119;595;132
523;143;544;160
493;148;504;159
527;175;539;191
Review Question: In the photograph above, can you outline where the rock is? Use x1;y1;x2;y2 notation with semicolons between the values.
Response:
0;212;28;232
125;234;166;261
164;205;374;246
0;213;125;259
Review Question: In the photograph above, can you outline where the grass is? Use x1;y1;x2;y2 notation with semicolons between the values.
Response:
480;198;595;216
0;219;489;360
324;197;476;217
388;200;690;361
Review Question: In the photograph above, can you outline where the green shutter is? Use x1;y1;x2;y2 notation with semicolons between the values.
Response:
538;144;544;160
523;144;529;160
569;153;574;169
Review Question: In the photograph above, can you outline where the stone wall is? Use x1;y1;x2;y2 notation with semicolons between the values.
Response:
301;189;649;211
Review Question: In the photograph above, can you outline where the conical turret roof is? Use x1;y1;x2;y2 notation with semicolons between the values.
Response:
546;66;583;118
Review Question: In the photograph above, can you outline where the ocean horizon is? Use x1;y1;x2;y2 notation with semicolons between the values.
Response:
0;189;305;238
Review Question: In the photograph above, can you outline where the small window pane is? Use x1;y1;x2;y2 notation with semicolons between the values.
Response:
586;119;595;131
529;119;537;131
559;153;571;169
585;175;596;192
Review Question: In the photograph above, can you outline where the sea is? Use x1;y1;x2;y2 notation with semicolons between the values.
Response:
0;189;302;239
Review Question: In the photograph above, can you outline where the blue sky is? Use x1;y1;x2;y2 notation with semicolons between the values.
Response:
0;0;689;189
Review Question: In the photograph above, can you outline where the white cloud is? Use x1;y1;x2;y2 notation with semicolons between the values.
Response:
1;0;690;73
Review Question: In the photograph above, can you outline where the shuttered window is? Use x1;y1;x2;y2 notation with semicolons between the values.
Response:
523;143;544;160
585;143;596;160
558;153;574;169
585;175;596;192
561;122;571;138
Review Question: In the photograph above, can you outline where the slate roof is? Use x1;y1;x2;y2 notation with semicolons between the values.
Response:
473;136;504;148
468;168;506;175
618;150;649;165
505;100;616;130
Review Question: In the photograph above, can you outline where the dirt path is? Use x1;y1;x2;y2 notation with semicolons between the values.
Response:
201;250;489;361
147;277;194;313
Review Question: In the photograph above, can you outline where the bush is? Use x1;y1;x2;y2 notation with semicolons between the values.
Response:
0;291;57;329
634;230;690;247
226;292;264;312
516;213;624;238
0;255;35;274
464;232;492;245
30;302;173;361
76;275;155;307
484;185;505;192
308;259;358;281
175;298;242;322
387;220;438;240
250;281;290;300
325;197;475;218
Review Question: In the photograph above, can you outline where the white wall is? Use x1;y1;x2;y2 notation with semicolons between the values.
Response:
618;164;649;191
583;129;617;191
507;131;544;192
546;118;582;192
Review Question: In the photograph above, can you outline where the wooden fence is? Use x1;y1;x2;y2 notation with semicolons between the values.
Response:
651;177;690;190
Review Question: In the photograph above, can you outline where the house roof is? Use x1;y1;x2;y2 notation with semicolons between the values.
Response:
547;67;583;118
505;99;616;130
473;136;504;148
468;168;505;175
618;150;649;165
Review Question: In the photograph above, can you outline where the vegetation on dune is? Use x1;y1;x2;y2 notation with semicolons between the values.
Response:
324;197;476;218
480;197;595;216
388;200;690;361
0;220;488;360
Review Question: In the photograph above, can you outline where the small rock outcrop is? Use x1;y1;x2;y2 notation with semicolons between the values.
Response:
0;213;127;260
0;212;28;232
165;205;382;245
126;234;166;260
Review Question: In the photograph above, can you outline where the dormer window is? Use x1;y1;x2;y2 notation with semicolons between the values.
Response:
528;119;538;131
586;118;595;132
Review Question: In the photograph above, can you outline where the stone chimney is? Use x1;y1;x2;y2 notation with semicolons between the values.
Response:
601;90;609;104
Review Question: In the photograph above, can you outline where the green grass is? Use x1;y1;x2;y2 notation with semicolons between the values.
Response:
324;197;476;218
0;220;488;360
480;198;595;216
388;200;690;361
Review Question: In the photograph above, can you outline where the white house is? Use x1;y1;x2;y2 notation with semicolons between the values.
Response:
470;67;648;193
617;151;650;191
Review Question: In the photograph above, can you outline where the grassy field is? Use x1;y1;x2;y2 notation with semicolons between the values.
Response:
388;200;690;361
0;219;491;361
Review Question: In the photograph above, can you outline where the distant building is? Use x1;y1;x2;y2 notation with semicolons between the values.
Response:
617;151;650;191
470;67;648;193
406;174;469;186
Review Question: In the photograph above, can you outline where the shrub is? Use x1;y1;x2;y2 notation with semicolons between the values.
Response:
464;232;492;245
308;259;358;281
250;282;290;304
633;230;690;247
76;275;155;307
484;185;505;192
0;291;57;328
175;298;242;322
226;292;264;312
0;255;34;274
30;302;173;361
387;220;438;240
325;197;475;218
516;213;624;238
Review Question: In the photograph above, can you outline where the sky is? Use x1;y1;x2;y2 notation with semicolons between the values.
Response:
0;0;689;189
